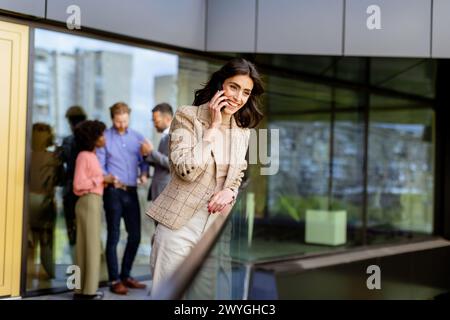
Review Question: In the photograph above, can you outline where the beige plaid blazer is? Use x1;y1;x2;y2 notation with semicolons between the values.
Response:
146;103;250;230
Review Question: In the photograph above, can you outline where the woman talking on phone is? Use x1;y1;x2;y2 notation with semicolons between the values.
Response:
146;58;264;294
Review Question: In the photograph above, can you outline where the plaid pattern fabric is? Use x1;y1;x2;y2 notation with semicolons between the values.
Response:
146;104;250;230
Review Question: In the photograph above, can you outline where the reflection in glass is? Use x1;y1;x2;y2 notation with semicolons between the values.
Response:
331;112;364;240
29;28;226;293
266;75;332;113
371;58;435;98
268;116;331;221
368;108;434;239
27;123;62;282
28;28;181;292
60;106;87;254
27;30;438;296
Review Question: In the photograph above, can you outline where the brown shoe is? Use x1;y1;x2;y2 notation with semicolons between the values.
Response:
110;281;128;295
122;277;147;289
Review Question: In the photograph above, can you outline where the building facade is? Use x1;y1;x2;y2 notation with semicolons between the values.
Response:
0;0;450;299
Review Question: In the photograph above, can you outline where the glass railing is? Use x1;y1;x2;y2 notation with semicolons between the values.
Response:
183;193;249;300
150;180;438;300
149;186;248;300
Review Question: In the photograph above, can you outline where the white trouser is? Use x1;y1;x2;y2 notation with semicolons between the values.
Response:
150;206;218;297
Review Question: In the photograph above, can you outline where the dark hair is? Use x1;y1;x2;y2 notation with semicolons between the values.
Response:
110;102;131;119
74;120;106;152
65;105;87;129
31;122;54;151
152;102;173;117
193;58;264;128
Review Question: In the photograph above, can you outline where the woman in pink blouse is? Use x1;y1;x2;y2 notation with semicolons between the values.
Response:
73;120;114;300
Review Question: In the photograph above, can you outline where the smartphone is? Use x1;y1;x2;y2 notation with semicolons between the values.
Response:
215;82;227;111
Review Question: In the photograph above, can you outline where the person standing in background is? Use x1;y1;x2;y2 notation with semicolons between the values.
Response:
73;120;113;300
141;103;173;247
59;106;87;249
97;102;149;295
28;123;63;280
140;103;173;217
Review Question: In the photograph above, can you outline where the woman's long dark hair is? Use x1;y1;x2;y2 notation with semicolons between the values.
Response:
193;58;264;128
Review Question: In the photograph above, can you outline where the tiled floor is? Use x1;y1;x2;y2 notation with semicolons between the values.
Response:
25;280;153;300
25;264;152;292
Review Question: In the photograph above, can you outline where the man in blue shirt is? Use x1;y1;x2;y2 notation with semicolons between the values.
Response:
97;102;149;295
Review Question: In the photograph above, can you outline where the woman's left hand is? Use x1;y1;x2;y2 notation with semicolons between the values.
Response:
208;188;235;214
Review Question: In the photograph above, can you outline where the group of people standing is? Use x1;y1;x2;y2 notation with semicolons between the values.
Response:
71;102;174;299
69;58;264;300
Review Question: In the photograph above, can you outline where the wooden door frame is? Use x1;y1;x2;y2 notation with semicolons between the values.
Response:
0;19;29;298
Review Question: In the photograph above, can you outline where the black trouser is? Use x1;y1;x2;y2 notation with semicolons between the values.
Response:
103;187;141;282
63;190;78;245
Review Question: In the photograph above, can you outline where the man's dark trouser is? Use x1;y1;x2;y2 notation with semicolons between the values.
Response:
103;187;141;282
63;190;78;246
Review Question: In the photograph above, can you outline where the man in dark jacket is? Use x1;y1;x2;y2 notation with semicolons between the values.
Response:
140;103;173;227
60;106;87;247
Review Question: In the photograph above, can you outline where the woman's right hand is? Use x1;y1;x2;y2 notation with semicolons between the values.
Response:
208;90;228;128
103;174;116;184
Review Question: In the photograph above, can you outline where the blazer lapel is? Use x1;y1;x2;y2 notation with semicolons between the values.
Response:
197;103;210;126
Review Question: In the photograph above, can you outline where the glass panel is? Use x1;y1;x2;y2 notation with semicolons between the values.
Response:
255;54;333;76
27;38;439;297
371;94;429;109
235;113;362;264
268;115;331;221
367;105;435;243
28;28;181;292
331;112;365;243
371;58;436;99
255;55;367;84
322;57;367;83
184;198;245;300
335;57;367;83
334;89;363;109
266;75;332;114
